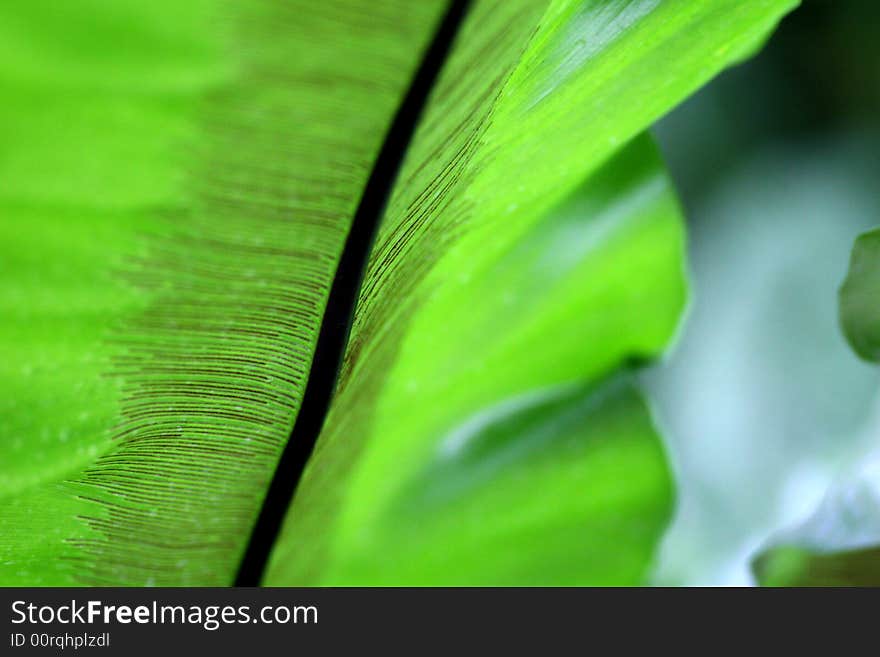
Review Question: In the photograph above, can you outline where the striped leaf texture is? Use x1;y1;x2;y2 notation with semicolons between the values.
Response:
1;0;797;586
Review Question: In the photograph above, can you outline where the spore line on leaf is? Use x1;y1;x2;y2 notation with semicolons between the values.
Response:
234;0;472;586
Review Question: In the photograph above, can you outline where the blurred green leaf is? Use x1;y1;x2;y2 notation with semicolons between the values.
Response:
841;230;880;362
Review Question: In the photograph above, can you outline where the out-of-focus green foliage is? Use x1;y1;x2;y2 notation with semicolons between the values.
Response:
651;0;880;584
759;0;880;584
841;232;880;362
753;142;880;587
745;205;880;587
647;138;880;585
646;0;880;586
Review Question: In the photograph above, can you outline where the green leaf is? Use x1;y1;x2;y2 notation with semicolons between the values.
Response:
268;133;686;585
0;0;448;586
264;0;799;585
841;229;880;362
1;0;797;586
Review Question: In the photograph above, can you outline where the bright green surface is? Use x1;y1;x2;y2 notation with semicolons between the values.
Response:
0;0;444;585
841;229;880;362
266;0;799;585
271;136;684;584
337;374;672;585
1;0;797;586
0;0;225;585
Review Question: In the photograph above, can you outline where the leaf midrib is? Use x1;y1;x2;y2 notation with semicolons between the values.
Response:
233;0;472;586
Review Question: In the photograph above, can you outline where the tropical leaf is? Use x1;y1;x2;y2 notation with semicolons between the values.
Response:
0;0;797;586
0;0;448;586
266;135;687;585
262;0;799;584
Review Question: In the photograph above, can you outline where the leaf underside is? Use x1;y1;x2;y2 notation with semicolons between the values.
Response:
0;0;797;586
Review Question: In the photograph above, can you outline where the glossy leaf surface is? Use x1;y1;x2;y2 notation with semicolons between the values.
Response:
0;0;797;585
265;0;799;584
0;0;446;585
